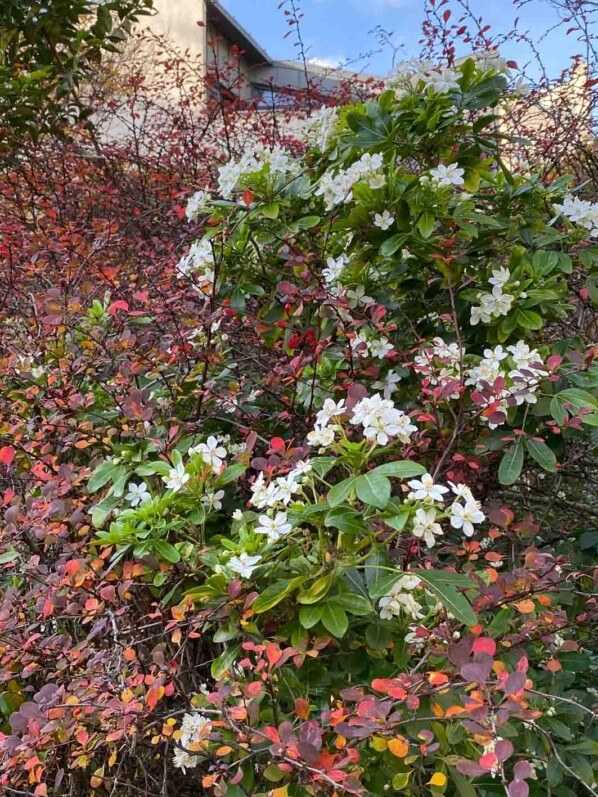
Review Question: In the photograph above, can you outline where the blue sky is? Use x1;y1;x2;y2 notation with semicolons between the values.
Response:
219;0;585;79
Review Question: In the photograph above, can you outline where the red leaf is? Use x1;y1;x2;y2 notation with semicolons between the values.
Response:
107;300;129;315
472;637;496;657
480;752;498;771
0;446;15;466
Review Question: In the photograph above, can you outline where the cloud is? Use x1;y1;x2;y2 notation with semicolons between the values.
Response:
307;55;346;69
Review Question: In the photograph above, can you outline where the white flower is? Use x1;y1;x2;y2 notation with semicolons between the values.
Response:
274;474;300;505
193;436;227;472
449;500;485;537
407;473;449;503
322;255;348;285
483;345;508;364
369;173;386;190
288;459;313;482
488;267;510;289
228;552;262;579
315;398;346;428
374;210;395;230
125;481;151;507
232;509;244;521
555;193;598;236
176;237;214;278
202;490;225;512
429;163;465;188
369;336;394;359
186;189;210;220
181;712;211;742
378;574;424;619
164;462;190;492
305;105;338;150
351;394;416;446
250;473;283;509
448;482;475;503
350;331;370;358
173;747;199;772
255;511;292;542
427;66;459;94
372;369;402;399
412;507;443;548
307;426;335;449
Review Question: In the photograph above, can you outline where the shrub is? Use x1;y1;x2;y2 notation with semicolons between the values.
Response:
1;51;597;797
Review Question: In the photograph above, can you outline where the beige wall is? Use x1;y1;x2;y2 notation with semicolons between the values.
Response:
146;0;208;60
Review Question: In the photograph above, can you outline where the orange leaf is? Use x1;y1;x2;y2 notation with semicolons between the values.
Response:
514;599;535;614
295;697;311;719
428;671;449;686
388;737;409;757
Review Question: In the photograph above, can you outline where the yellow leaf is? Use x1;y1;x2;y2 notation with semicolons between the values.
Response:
430;772;447;787
272;787;289;797
371;736;388;752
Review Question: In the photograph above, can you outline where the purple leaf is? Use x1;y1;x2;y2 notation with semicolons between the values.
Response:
508;780;529;797
495;739;514;762
456;759;485;777
504;671;526;696
514;761;533;781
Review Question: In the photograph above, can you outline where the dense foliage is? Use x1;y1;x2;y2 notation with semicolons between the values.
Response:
0;18;597;797
0;0;152;154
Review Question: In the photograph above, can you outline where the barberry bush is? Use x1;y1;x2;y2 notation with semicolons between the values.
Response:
1;50;597;797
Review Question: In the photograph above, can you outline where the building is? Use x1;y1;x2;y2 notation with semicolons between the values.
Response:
148;0;361;105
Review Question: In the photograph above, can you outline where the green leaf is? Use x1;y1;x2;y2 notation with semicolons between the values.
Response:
0;549;19;564
299;604;324;629
330;593;372;616
215;462;247;487
324;507;365;534
525;438;557;472
297;572;334;605
418;210;435;239
414;570;477;626
365;622;393;649
557;388;598;413
384;512;409;532
310;456;336;478
380;234;405;257
211;644;241;679
253;577;304;614
152;540;181;563
135;461;170;477
355;472;391;509
261;202;280;219
498;442;524;486
328;476;359;507
515;308;543;330
369;572;403;600
550;395;568;425
88;461;126;493
372;461;426;479
321;602;349;637
91;494;121;528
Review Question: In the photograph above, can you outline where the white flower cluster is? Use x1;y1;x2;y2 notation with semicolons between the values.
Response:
350;331;394;360
305;105;339;151
176;236;215;292
173;712;212;772
315;152;385;210
389;61;461;96
185;189;210;221
465;342;547;426
217;143;297;199
407;474;484;547
555;194;598;238
414;337;463;399
306;398;346;449
379;574;424;620
470;267;515;325
350;394;418;447
249;459;313;510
